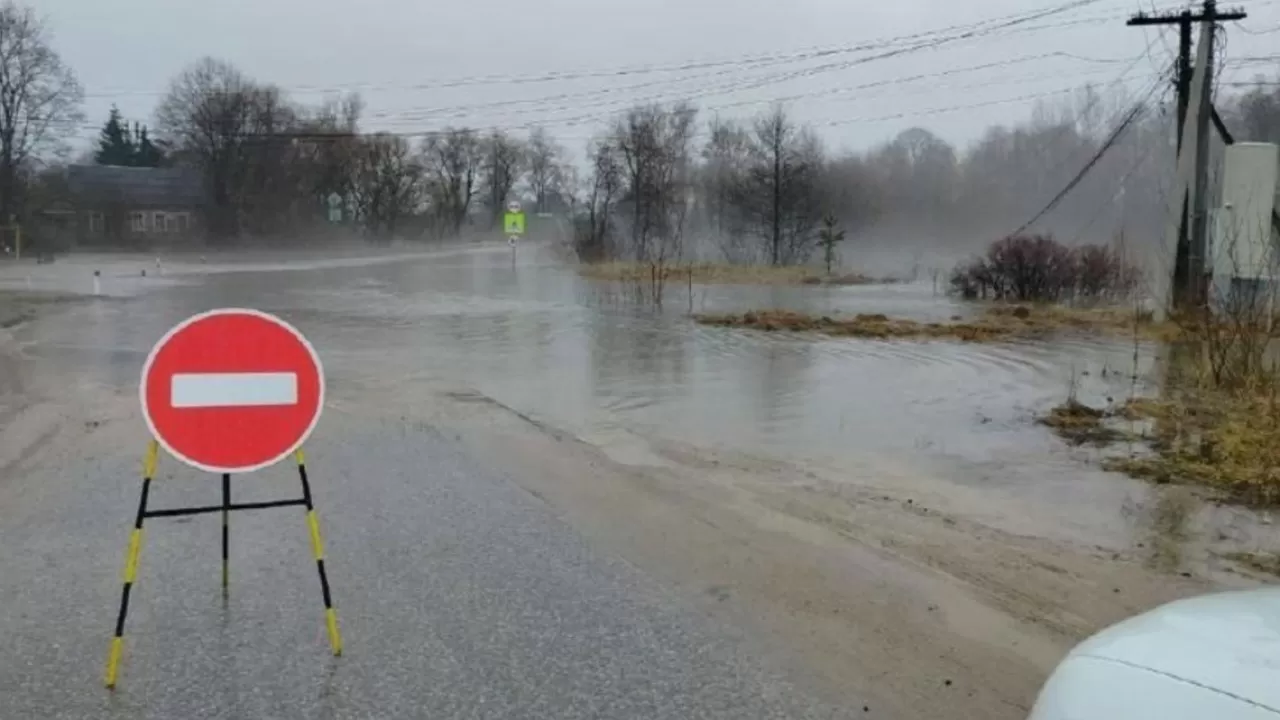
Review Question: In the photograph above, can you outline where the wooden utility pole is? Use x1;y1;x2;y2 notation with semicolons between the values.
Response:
1128;1;1245;310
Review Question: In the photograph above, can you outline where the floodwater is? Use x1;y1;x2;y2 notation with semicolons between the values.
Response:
3;240;1269;562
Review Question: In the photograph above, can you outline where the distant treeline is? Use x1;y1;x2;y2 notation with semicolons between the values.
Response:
8;0;1280;257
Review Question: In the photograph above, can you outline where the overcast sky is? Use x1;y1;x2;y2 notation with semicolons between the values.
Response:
34;0;1280;158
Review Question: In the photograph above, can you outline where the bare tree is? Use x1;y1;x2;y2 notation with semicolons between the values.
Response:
349;133;422;239
480;130;524;227
700;116;751;259
611;103;697;301
234;84;303;236
526;126;565;214
573;137;623;261
0;2;83;222
613;103;696;257
729;105;824;266
421;127;481;236
293;93;362;215
156;58;287;239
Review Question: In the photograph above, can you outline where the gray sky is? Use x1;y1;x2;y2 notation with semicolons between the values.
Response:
35;0;1280;158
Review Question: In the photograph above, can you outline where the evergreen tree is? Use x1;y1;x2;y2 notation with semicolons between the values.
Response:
817;214;845;276
95;106;134;166
134;124;164;167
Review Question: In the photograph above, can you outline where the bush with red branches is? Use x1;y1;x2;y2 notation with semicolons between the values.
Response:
950;234;1139;303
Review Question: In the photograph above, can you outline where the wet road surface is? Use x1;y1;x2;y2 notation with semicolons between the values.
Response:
4;407;847;718
0;240;1271;718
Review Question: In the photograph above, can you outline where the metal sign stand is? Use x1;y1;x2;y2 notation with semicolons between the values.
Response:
104;441;343;689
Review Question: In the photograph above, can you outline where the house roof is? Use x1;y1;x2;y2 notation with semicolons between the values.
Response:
67;165;206;208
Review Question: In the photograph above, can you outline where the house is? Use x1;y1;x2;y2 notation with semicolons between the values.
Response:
65;165;206;246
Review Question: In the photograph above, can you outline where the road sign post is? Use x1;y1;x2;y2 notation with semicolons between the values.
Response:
104;309;343;690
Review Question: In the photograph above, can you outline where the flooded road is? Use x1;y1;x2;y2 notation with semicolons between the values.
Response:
15;240;1173;546
0;240;1272;719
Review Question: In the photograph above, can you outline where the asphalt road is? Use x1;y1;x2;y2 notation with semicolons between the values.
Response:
1;410;848;719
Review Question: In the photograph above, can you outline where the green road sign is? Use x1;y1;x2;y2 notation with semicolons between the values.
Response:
503;211;526;236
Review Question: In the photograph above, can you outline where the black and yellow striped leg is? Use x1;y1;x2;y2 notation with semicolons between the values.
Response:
221;472;230;593
105;440;159;689
296;449;342;656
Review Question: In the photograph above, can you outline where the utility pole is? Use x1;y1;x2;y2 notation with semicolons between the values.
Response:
1128;1;1246;310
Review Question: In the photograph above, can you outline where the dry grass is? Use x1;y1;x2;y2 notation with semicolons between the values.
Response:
1037;372;1280;505
1038;400;1132;446
694;303;1170;343
694;310;1013;342
1102;387;1280;506
578;261;891;286
982;303;1181;340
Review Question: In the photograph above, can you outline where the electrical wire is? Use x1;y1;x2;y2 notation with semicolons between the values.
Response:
76;0;1211;145
366;50;1141;124
89;0;1234;107
397;11;1163;134
1068;82;1174;244
197;4;1108;140
83;0;1107;101
1007;71;1169;236
370;56;1146;131
1232;18;1280;32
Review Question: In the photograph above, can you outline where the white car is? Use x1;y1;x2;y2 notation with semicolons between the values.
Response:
1028;588;1280;719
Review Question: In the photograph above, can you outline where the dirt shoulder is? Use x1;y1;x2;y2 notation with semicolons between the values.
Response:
349;385;1233;720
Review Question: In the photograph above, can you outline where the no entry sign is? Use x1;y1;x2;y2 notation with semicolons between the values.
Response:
140;309;325;474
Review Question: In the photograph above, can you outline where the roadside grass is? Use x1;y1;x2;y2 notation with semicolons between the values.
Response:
1037;332;1280;507
1037;399;1134;446
693;303;1172;342
578;261;893;286
693;309;1010;341
1099;388;1280;506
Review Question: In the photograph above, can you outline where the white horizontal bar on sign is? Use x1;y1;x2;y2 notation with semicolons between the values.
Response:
170;372;298;408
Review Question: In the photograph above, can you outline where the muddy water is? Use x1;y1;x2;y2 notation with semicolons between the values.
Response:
6;241;1265;562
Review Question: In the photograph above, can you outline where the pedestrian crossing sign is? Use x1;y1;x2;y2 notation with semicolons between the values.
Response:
503;210;526;236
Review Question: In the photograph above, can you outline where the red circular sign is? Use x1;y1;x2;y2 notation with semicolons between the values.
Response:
140;309;325;474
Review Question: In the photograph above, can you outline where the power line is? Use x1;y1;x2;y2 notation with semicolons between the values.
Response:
1008;74;1167;236
370;54;1148;128
86;0;1201;103
1232;18;1280;31
84;1;1101;100
368;50;1140;123
340;1;1118;136
68;66;1165;144
71;32;1171;145
1068;83;1174;244
75;1;1211;147
814;84;1135;128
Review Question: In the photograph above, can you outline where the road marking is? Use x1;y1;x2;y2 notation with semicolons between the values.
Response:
171;372;298;408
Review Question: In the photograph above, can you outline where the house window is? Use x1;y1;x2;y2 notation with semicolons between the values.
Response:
165;214;179;233
88;212;104;236
175;213;190;233
130;212;146;233
153;212;166;232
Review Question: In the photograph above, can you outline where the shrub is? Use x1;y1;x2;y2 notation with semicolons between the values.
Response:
950;234;1139;303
